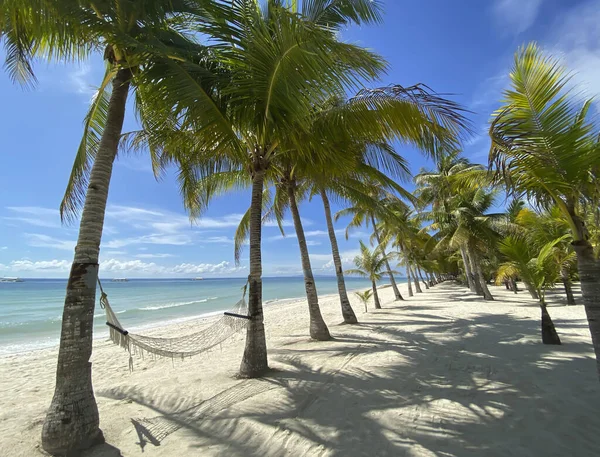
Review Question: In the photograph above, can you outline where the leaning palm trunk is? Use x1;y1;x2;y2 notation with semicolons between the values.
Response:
411;264;423;293
460;245;477;293
239;163;269;378
467;242;493;300
371;215;403;300
510;278;518;294
417;267;430;290
406;264;414;297
42;69;132;456
572;239;600;378
320;190;357;324
560;267;576;306
372;280;382;309
540;300;561;345
288;182;331;340
524;281;539;300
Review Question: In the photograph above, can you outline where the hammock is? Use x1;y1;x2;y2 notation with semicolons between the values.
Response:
98;280;251;370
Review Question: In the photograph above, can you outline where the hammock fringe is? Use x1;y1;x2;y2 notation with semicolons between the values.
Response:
99;288;250;370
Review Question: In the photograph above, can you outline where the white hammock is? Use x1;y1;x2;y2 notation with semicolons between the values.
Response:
98;280;251;370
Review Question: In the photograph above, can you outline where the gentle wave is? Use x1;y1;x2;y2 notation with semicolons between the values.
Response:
139;297;216;311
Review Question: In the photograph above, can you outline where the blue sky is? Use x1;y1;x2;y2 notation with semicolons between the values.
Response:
1;0;599;278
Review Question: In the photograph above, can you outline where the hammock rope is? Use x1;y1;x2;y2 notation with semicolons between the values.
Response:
98;279;251;370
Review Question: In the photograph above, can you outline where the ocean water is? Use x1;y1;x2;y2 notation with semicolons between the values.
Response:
0;276;389;355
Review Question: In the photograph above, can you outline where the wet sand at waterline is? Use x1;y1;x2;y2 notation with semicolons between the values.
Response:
1;282;599;457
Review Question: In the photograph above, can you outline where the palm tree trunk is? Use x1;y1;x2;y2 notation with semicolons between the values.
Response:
371;215;403;300
372;280;382;309
406;264;414;297
524;281;539;300
467;242;493;300
540;300;561;345
239;162;269;378
417;267;430;290
320;189;357;324
288;181;331;341
561;267;576;306
427;272;435;286
411;264;422;293
510;278;519;294
460;245;477;293
42;69;132;456
572;239;600;379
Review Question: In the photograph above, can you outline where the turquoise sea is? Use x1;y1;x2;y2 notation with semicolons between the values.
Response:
0;276;394;355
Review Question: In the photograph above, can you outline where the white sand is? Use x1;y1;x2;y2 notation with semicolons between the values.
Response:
1;282;600;457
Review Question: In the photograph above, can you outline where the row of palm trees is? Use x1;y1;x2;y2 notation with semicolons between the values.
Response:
352;45;600;378
1;1;470;455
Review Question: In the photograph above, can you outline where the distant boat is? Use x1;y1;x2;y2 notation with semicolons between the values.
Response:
111;278;129;282
0;277;24;283
192;277;204;281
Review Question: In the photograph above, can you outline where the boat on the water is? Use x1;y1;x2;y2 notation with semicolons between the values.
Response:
111;278;129;282
192;277;204;281
0;277;24;283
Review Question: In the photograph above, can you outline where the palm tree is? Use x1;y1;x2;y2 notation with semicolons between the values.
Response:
497;235;562;345
514;207;578;305
423;185;502;300
1;2;214;454
489;43;600;375
140;0;396;376
355;290;373;313
346;241;391;309
337;190;409;301
415;151;488;293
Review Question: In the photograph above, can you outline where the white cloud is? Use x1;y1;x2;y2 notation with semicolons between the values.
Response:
492;0;544;35
4;206;61;229
268;229;328;242
69;64;95;96
551;0;600;97
135;253;175;259
9;259;71;271
0;246;7;250
306;241;321;246
104;234;192;249
1;257;246;277
103;250;127;256
25;234;75;251
171;261;245;275
469;72;510;111
312;249;360;271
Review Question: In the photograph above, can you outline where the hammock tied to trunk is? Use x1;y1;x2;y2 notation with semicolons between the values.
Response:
98;279;251;370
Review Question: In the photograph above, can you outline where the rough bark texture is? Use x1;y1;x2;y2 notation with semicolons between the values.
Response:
540;303;561;345
411;265;423;293
372;280;382;309
460;245;477;293
406;264;414;297
468;242;493;300
417;267;430;290
288;181;331;341
239;164;269;378
523;281;539;300
510;278;519;294
320;190;357;324
572;239;600;380
561;268;576;306
371;215;403;300
42;69;132;456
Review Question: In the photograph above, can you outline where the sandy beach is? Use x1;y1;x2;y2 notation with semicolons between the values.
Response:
1;281;599;457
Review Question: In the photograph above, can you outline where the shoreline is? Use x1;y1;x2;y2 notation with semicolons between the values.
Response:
0;284;372;358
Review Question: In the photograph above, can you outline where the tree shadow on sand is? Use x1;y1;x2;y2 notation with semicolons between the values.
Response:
96;283;600;457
